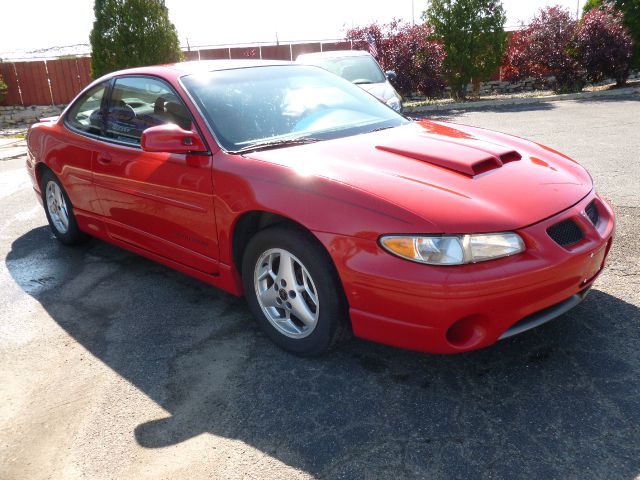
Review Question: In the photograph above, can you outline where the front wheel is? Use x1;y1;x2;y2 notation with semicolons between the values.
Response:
242;226;350;356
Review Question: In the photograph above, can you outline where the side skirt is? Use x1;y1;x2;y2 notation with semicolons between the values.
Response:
74;208;244;297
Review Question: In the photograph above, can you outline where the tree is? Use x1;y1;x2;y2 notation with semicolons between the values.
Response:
346;20;446;97
584;0;640;68
423;0;507;100
90;0;183;79
502;6;584;93
0;74;7;104
578;4;633;86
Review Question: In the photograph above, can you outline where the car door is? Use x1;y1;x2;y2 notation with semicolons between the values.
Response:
92;75;219;273
59;81;109;216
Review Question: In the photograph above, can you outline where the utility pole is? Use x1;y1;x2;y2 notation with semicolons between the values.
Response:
412;0;415;25
576;0;580;19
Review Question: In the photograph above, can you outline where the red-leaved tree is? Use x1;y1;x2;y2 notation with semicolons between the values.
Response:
346;20;445;97
503;6;584;92
502;31;539;81
577;4;633;86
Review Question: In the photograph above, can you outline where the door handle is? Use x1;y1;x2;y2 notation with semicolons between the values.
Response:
97;155;112;165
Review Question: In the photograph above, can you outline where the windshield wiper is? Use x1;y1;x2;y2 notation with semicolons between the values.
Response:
233;137;321;154
366;125;396;134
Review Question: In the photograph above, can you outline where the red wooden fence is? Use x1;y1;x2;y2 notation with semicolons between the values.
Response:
0;41;355;107
1;57;93;106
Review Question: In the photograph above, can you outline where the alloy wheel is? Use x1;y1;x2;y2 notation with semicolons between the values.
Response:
253;248;320;339
45;181;69;234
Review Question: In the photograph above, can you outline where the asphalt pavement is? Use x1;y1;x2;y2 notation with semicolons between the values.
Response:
1;95;639;479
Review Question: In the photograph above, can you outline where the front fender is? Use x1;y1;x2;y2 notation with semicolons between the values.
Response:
212;151;433;266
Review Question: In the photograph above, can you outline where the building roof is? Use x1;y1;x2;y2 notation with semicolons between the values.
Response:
296;50;371;61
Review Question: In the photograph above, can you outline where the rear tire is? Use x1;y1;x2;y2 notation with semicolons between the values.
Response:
41;169;88;245
242;226;351;356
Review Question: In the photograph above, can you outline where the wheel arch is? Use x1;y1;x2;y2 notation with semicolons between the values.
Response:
232;210;320;274
231;211;348;305
34;162;53;190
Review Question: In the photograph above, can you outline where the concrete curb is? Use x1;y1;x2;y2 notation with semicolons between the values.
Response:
404;86;640;114
0;152;27;161
0;139;27;161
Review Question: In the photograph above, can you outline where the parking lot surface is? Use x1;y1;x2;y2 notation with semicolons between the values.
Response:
1;96;639;479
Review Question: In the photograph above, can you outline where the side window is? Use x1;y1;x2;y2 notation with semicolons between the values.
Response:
66;82;107;135
105;76;193;146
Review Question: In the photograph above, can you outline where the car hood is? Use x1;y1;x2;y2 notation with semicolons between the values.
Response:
358;81;398;102
244;120;593;233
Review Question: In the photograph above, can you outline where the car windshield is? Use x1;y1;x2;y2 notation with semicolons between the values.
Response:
305;55;387;84
181;65;406;153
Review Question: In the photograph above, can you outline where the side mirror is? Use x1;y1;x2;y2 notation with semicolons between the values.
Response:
385;70;397;82
141;124;207;153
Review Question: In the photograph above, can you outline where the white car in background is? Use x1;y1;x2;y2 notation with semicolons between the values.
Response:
296;50;403;112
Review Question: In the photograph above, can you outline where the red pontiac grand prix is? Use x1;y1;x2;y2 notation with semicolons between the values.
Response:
26;61;614;356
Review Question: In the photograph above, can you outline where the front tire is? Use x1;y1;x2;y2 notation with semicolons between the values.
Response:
41;169;88;245
242;226;350;356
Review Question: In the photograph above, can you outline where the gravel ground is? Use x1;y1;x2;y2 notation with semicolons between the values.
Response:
1;96;639;480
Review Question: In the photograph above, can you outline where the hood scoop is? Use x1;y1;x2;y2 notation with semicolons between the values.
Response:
376;140;521;177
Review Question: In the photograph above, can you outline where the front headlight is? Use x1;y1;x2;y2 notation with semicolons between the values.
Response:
380;233;525;265
386;97;402;111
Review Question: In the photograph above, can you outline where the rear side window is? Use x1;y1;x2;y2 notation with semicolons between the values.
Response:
66;82;107;135
311;56;386;84
105;76;193;145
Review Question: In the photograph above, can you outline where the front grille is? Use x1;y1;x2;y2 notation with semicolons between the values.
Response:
585;201;600;226
547;219;584;247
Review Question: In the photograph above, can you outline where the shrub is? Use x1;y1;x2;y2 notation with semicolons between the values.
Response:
503;6;584;93
0;74;7;104
346;20;446;98
423;0;507;100
584;0;640;68
90;0;184;78
502;31;534;82
578;4;634;85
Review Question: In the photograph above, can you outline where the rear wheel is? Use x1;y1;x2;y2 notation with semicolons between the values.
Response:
242;226;350;356
41;169;88;245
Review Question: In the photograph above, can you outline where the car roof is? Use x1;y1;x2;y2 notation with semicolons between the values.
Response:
167;59;293;74
296;50;372;61
96;60;297;82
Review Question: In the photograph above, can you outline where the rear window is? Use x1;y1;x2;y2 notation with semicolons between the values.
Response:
304;55;386;84
66;82;107;135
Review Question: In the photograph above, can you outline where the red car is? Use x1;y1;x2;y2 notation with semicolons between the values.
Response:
26;61;614;356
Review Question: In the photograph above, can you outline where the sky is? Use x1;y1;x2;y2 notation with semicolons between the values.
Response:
0;0;584;57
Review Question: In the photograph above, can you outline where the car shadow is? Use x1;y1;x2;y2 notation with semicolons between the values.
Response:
420;101;556;121
6;226;640;478
417;91;640;121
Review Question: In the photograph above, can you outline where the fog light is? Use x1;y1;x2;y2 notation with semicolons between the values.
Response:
446;316;488;349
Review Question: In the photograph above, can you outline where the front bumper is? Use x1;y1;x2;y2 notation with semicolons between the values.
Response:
498;286;591;340
317;190;614;354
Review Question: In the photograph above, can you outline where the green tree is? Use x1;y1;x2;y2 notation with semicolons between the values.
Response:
0;74;7;104
90;0;184;78
423;0;507;100
584;0;640;68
